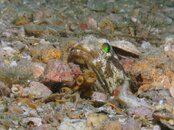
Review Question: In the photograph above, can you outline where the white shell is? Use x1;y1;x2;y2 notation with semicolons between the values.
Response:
110;40;140;56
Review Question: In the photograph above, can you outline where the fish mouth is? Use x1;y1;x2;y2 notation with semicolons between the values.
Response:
67;48;94;65
67;47;111;93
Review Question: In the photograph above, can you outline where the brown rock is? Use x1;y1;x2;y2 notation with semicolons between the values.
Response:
128;107;153;119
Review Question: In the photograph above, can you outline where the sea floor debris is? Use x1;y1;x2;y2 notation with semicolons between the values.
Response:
0;0;174;130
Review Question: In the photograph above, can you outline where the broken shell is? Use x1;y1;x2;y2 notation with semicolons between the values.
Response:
22;117;42;127
153;111;174;121
67;111;85;119
83;70;97;85
110;40;140;57
11;84;23;96
76;75;84;86
60;87;72;94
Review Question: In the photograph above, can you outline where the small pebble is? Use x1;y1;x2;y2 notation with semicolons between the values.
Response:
141;41;152;49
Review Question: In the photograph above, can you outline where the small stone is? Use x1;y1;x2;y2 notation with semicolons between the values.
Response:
33;124;56;130
87;0;116;12
87;0;107;11
0;125;6;130
0;104;5;113
87;17;98;29
12;41;25;50
59;118;87;130
22;87;30;97
28;81;52;98
141;41;152;49
103;121;121;130
153;125;161;130
87;113;108;129
8;104;23;114
2;46;16;57
0;81;10;97
169;87;174;98
36;107;44;113
128;107;153;119
122;118;141;130
164;37;174;52
24;25;47;37
9;61;17;67
91;91;108;103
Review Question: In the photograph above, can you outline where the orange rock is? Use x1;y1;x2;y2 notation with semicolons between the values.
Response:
41;48;61;63
130;62;149;74
120;58;135;73
30;46;61;63
128;51;174;92
15;15;32;26
80;23;88;29
166;97;173;104
22;98;37;109
138;84;151;94
112;86;122;96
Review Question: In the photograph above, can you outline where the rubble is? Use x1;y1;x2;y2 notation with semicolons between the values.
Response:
0;0;174;129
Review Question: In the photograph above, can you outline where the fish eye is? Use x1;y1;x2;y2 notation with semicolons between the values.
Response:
102;42;111;53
